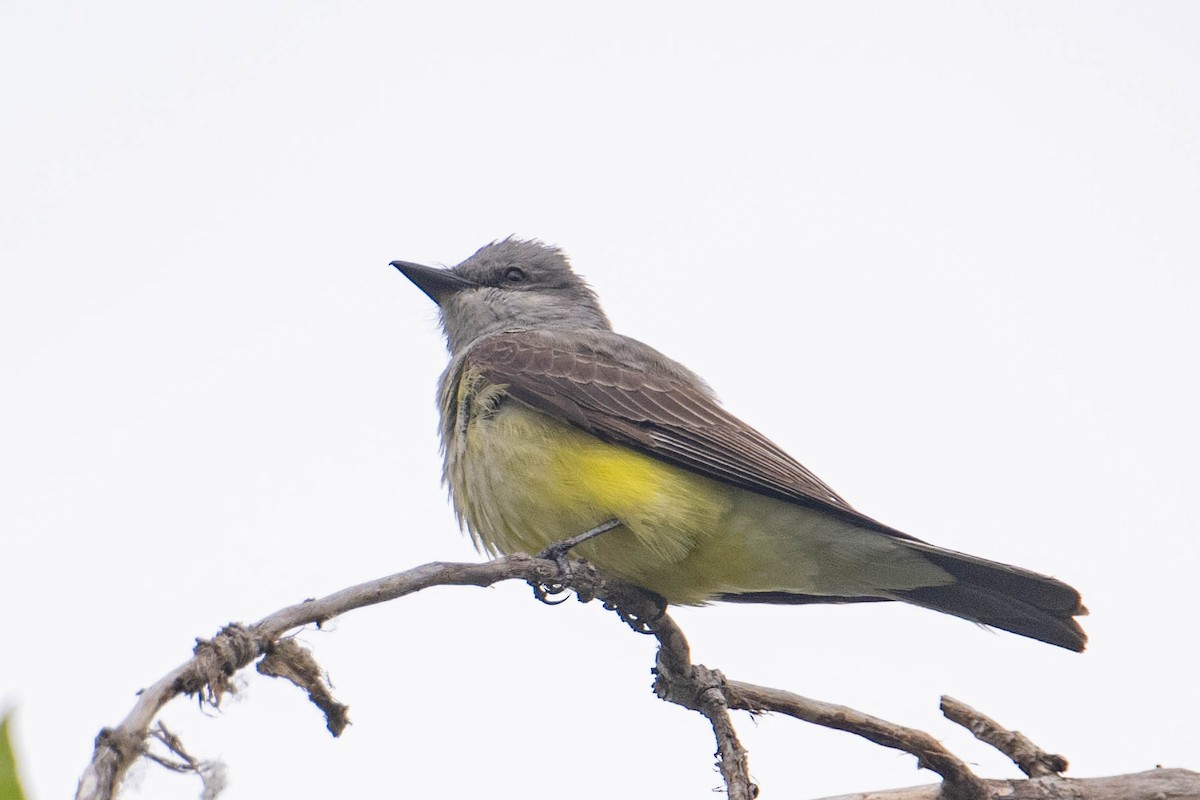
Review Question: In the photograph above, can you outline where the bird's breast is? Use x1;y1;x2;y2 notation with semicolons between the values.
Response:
442;382;733;589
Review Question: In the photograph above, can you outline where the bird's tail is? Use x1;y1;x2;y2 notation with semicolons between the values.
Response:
720;540;1088;651
886;540;1088;651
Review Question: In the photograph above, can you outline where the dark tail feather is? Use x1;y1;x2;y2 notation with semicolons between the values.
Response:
894;541;1088;651
718;542;1088;652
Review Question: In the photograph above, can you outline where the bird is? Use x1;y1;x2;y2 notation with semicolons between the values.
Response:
391;238;1087;651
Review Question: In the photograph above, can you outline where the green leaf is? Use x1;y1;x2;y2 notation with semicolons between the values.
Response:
0;711;27;800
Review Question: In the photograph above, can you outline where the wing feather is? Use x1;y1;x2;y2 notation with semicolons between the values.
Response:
463;330;913;538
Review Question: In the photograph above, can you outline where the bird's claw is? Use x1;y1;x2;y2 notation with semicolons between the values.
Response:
530;518;623;606
531;580;572;605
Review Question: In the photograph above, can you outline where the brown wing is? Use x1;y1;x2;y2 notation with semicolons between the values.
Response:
463;330;917;539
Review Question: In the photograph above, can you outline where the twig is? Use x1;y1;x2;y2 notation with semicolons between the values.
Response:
543;564;758;798
77;556;756;800
724;682;989;800
143;722;227;800
644;611;756;799
75;556;571;800
940;695;1068;777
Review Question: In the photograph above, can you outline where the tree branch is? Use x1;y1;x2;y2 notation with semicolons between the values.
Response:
811;768;1200;800
73;554;1199;800
939;695;1066;777
76;557;568;800
724;682;988;800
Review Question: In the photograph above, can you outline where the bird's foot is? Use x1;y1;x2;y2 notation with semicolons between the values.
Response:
530;519;622;605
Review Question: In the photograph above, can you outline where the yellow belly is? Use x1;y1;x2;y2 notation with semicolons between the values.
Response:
445;400;950;605
447;401;720;598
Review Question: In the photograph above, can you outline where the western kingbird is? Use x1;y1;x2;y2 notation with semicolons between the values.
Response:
392;238;1087;651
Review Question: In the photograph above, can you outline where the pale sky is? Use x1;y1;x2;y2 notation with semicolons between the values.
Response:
3;3;1198;799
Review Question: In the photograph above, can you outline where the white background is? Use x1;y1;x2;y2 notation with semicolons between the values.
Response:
3;3;1198;798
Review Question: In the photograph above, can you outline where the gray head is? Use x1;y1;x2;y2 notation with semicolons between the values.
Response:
392;238;612;353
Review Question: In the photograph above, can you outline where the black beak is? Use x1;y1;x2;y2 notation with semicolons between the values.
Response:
390;260;477;305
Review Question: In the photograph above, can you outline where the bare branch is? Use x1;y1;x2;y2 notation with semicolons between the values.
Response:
549;564;759;798
724;682;988;800
73;553;1198;800
75;556;567;800
143;723;227;800
940;695;1067;777
812;768;1200;800
657;663;756;800
77;556;756;800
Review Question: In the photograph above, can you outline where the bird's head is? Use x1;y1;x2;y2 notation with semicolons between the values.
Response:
392;238;612;353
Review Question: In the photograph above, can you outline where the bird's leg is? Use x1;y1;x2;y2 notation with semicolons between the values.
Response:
531;519;623;604
538;518;622;570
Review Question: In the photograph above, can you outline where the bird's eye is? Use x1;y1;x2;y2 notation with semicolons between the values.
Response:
503;267;527;284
